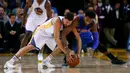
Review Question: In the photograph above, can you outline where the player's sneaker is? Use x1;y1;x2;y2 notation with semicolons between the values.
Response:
62;63;68;67
87;47;94;57
38;53;43;63
43;60;55;68
62;56;69;67
38;63;43;72
122;62;130;68
4;63;22;73
4;61;16;69
44;68;55;73
111;57;126;65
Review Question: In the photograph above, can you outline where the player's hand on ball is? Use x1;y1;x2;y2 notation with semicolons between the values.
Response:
67;51;75;63
77;54;80;59
69;51;75;56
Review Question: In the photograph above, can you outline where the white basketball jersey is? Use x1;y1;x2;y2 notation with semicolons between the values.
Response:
36;16;64;37
28;0;47;20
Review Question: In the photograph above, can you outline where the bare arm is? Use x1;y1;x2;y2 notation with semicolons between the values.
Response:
90;20;98;32
72;28;82;54
61;17;80;48
22;0;32;26
45;0;52;19
54;18;71;54
90;20;99;50
61;26;73;47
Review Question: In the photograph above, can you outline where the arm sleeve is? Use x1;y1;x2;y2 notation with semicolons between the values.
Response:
92;32;99;50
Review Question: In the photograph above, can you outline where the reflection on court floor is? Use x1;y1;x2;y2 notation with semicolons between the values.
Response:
1;51;130;73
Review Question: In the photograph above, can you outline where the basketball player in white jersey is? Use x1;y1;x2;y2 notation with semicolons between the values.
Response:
21;0;52;48
20;0;52;62
4;12;75;68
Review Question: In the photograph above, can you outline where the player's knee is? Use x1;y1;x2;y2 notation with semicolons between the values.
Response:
27;45;35;50
97;43;107;53
25;31;32;38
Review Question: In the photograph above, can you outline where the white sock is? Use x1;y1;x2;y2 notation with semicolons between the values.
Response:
9;55;21;64
38;52;43;61
43;54;54;62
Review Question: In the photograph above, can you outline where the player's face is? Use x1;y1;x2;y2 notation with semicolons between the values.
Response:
84;16;94;25
63;18;73;27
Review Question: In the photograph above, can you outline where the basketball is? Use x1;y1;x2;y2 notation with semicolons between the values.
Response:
66;55;80;67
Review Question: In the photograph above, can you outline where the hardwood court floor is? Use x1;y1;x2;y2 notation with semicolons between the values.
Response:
0;51;130;73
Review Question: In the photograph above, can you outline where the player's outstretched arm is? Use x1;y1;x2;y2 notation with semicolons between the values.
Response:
54;18;71;54
61;16;79;47
72;28;82;56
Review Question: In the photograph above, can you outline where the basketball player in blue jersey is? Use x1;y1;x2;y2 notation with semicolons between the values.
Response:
4;12;75;69
61;10;126;66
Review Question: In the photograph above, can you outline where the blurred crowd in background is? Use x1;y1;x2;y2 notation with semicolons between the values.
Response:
0;0;130;53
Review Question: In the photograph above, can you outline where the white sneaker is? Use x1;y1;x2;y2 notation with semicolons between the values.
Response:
44;68;55;73
38;68;55;73
43;60;55;68
87;47;94;57
4;64;22;73
4;61;16;69
38;53;43;63
38;63;43;72
122;62;130;68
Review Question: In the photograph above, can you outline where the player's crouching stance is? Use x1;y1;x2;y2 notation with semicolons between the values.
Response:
4;12;75;69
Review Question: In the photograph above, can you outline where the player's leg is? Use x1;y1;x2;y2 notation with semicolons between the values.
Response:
97;43;126;65
20;31;32;48
44;46;73;67
20;18;36;48
4;31;43;69
4;44;36;69
42;38;62;67
43;47;62;63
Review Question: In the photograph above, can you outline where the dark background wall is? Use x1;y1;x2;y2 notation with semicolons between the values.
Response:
51;0;84;15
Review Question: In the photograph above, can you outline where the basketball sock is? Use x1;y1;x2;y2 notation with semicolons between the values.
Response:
44;54;54;62
9;55;21;64
106;53;116;60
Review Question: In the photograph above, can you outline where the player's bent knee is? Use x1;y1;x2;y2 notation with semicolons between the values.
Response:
27;45;35;50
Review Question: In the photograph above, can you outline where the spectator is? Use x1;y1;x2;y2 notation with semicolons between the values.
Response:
15;7;24;24
0;0;7;10
64;9;70;15
51;7;58;16
4;14;21;53
112;2;123;48
77;9;85;16
122;0;130;22
101;0;116;47
92;0;100;16
20;0;26;8
73;12;77;18
0;19;4;52
6;0;19;14
98;0;103;7
51;8;58;17
0;6;8;24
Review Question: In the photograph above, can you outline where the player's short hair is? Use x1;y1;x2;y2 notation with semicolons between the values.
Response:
64;12;74;21
85;11;96;19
